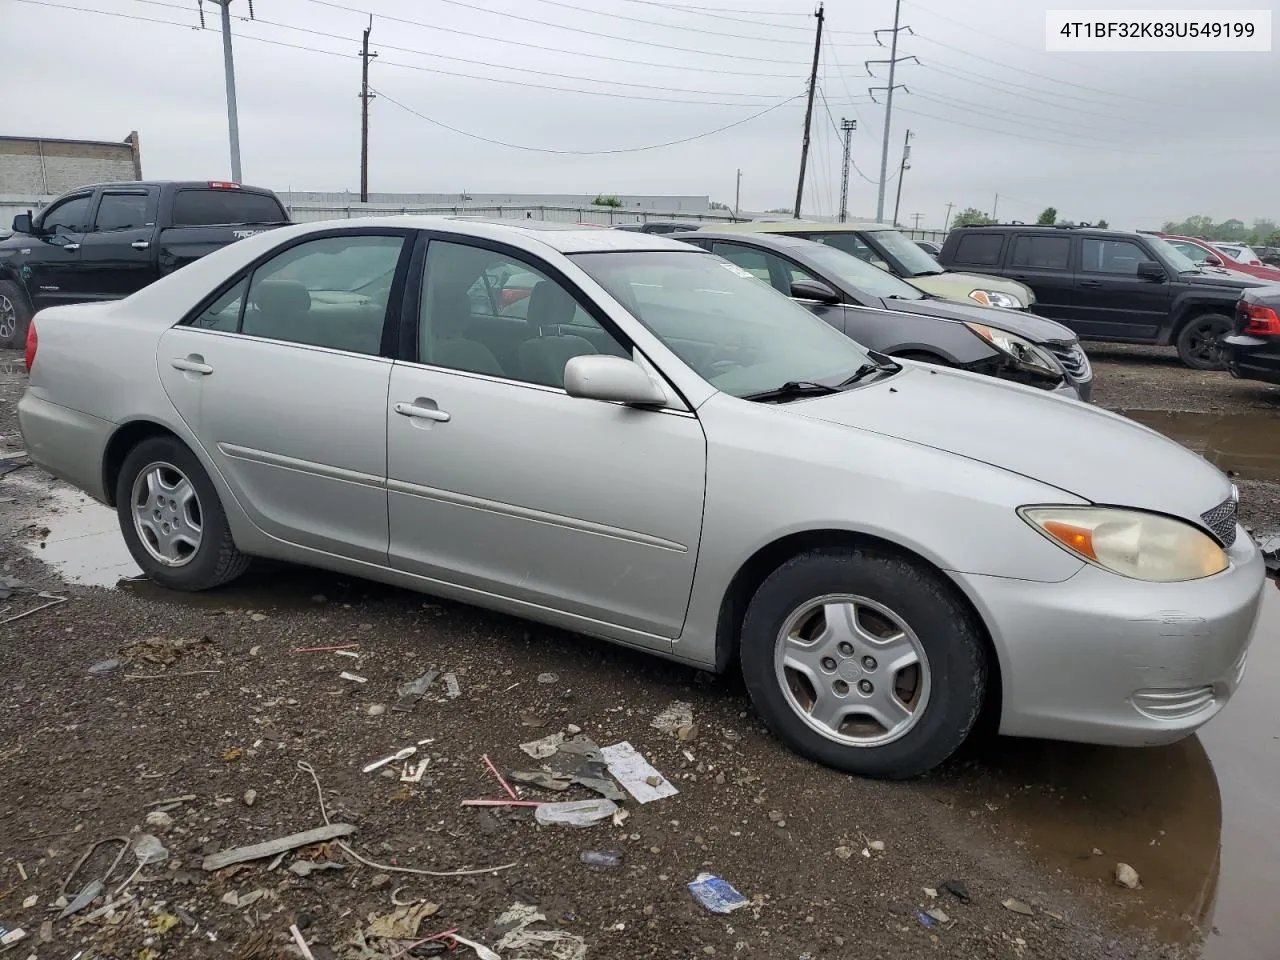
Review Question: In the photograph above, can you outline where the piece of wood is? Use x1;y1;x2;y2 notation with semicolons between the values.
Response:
201;824;356;871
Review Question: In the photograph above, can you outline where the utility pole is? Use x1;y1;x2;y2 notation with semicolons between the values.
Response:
734;168;742;218
792;2;824;220
868;0;916;223
912;212;922;230
838;118;856;223
891;128;912;226
992;193;999;221
943;201;954;231
206;0;249;183
359;16;378;203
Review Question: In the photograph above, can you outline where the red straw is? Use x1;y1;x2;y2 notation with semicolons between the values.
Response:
480;753;519;800
393;927;460;958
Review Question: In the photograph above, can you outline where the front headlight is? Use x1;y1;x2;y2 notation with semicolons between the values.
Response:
968;289;1023;309
964;322;1061;378
1020;506;1229;582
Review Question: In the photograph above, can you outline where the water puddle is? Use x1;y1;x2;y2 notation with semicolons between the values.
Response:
938;581;1279;957
1116;410;1280;481
20;483;142;587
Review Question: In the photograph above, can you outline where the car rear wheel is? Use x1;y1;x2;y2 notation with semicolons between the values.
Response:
1175;313;1231;370
0;280;33;350
739;546;987;779
115;436;250;590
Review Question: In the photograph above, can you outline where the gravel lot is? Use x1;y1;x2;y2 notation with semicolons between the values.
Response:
1;343;1274;960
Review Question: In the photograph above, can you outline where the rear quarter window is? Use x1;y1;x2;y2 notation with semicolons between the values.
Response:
171;189;287;227
950;233;1006;267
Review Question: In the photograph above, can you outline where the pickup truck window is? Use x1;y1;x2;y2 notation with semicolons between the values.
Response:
951;233;1004;267
1011;235;1071;270
41;195;92;233
172;189;287;227
94;193;150;232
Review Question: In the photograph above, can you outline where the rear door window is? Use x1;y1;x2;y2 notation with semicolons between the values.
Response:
951;233;1005;267
1010;235;1071;270
93;192;153;232
171;189;287;226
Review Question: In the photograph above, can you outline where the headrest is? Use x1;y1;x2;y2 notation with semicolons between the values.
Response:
252;280;311;316
526;280;577;333
429;282;473;338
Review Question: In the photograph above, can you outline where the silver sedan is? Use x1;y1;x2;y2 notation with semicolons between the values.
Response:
17;217;1266;778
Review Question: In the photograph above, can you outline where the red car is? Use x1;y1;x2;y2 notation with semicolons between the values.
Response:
1158;233;1280;281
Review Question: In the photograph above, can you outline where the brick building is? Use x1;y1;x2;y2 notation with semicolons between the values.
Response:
0;132;142;196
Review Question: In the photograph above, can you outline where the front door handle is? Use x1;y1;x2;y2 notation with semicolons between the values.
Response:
131;240;150;250
1079;279;1102;287
171;355;213;375
63;242;81;252
395;401;451;422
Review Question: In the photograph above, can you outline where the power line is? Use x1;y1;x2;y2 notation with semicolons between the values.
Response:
512;0;821;44
818;87;878;184
370;85;805;155
292;0;809;76
893;104;1160;155
908;90;1155;147
611;0;821;28
13;0;195;28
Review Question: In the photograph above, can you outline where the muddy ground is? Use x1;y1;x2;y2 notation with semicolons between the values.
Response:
0;343;1277;960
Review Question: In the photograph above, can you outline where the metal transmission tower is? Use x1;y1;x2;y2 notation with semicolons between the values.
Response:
792;3;824;219
359;16;378;203
867;0;916;223
199;0;254;183
892;129;913;226
838;118;856;223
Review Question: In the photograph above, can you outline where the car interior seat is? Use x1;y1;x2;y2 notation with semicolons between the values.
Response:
519;280;598;387
427;282;505;377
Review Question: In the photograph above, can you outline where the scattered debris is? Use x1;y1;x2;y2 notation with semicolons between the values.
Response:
1;592;67;624
1115;863;1141;889
537;672;559;684
462;799;543;808
835;846;854;860
534;799;619;827
916;910;936;929
868;840;886;853
1258;534;1278;574
579;850;623;868
1001;898;1035;916
688;873;750;914
367;704;386;717
287;860;346;877
20;896;36;910
926;908;951;924
493;902;587;960
443;672;462;698
923;887;938;899
292;643;360;653
200;823;357;871
370;874;391;891
88;658;122;676
290;923;318;960
481;753;519;800
943;880;971;904
450;932;502;960
335;649;360;659
132;833;169;866
544;736;626;801
520;732;565;760
0;575;28;600
144;811;173;830
600;741;677;803
393;669;439;712
651;701;693;738
0;925;26;947
509;770;572;791
339;671;368;684
243;789;257;807
401;758;430;783
363;747;416;773
366;901;440;940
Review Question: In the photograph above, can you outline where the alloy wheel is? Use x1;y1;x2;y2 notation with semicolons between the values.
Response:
130;461;203;567
0;295;15;342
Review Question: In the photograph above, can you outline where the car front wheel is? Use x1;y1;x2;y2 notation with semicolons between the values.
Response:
115;436;251;590
740;546;987;779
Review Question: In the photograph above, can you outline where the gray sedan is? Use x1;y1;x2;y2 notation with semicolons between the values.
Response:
17;217;1265;778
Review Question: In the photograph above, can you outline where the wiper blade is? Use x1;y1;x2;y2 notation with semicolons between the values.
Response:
741;380;840;403
837;359;900;387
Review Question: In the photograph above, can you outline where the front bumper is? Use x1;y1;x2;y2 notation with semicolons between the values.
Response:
1222;332;1280;386
952;529;1265;747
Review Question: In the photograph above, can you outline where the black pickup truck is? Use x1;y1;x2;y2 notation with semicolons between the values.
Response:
0;180;290;347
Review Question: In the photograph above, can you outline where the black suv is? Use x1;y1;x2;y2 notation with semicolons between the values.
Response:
937;224;1270;369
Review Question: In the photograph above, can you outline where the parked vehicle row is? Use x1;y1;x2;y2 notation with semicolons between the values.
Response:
1152;232;1280;282
18;217;1266;781
1222;285;1280;386
0;180;290;348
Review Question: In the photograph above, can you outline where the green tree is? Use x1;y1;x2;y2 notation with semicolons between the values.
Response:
1097;219;1109;229
592;194;622;208
1036;206;1058;225
951;207;994;228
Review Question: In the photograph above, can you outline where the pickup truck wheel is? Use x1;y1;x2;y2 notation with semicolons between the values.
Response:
0;280;32;349
115;436;251;591
739;547;987;779
1175;313;1231;371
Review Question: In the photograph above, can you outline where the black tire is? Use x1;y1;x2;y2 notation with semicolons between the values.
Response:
115;435;251;591
0;280;33;350
739;546;987;779
1175;313;1232;371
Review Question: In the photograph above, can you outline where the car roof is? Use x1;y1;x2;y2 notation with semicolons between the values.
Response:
682;230;822;251
58;180;279;194
263;215;709;255
960;224;1139;238
702;219;891;234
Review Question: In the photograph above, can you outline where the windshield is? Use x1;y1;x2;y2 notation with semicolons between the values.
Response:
799;242;926;300
864;229;947;276
570;250;875;399
1146;236;1200;273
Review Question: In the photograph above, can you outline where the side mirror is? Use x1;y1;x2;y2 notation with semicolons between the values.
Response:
790;278;841;303
564;355;668;406
11;212;33;234
1203;255;1223;267
1136;261;1166;282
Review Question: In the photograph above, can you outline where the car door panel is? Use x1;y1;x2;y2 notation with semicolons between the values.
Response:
1071;237;1171;340
386;365;707;642
22;192;96;308
78;189;158;299
158;328;393;563
1005;234;1076;325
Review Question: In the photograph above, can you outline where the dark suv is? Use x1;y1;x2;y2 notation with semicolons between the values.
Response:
937;224;1270;369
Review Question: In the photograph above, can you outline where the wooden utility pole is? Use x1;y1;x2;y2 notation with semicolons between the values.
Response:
892;129;912;226
943;201;954;231
912;212;922;230
735;168;742;217
359;16;377;203
792;3;824;219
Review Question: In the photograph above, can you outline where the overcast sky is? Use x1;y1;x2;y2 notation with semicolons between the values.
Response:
5;0;1277;228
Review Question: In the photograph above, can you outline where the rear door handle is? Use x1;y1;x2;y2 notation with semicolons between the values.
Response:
395;401;451;422
131;240;150;250
171;356;213;375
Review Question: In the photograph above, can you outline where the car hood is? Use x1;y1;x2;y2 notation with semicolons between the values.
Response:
1180;269;1268;291
880;296;1077;344
906;271;1035;307
791;364;1232;522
